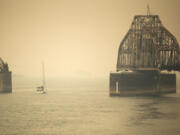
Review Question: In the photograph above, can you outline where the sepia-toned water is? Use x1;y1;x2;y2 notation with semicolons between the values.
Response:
0;88;180;135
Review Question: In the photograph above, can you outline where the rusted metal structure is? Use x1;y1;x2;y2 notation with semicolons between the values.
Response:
110;12;180;96
0;58;12;93
117;15;180;71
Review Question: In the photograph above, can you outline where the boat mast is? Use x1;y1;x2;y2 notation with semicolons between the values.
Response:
42;61;46;89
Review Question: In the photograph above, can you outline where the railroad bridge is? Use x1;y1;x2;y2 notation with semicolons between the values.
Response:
110;12;180;96
0;58;12;93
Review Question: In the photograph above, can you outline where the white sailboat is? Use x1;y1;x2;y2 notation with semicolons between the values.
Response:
37;62;46;94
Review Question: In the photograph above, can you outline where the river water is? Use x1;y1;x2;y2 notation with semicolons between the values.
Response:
0;88;180;135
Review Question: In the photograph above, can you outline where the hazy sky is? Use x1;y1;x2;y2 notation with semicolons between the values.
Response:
0;0;180;79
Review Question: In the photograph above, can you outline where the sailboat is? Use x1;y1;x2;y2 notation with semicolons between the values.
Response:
36;62;46;94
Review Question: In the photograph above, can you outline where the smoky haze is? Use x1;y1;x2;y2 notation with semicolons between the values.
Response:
0;0;180;89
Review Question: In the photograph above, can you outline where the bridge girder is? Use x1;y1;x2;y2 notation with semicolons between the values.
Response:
117;15;180;71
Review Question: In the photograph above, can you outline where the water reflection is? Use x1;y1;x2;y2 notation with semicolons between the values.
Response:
131;96;180;126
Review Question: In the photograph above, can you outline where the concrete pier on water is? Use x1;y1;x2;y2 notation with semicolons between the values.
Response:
109;70;176;96
0;58;12;93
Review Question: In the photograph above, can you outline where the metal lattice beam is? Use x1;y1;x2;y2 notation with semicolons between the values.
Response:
117;15;180;71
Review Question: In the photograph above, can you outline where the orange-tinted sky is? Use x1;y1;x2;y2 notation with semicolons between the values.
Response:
0;0;180;78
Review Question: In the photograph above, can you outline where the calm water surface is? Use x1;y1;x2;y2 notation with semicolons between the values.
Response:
0;89;180;135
